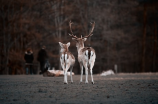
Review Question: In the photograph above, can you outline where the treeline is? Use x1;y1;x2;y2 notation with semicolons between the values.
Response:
0;0;157;74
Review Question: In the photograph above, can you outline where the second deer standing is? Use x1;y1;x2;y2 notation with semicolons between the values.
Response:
59;42;75;84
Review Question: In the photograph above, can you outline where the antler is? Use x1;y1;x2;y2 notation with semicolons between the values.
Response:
69;20;78;39
83;21;95;38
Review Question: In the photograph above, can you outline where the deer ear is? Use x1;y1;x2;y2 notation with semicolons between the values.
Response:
59;42;63;47
67;42;70;47
83;38;87;41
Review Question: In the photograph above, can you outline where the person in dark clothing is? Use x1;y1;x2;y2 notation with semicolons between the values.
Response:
37;46;48;74
24;48;34;74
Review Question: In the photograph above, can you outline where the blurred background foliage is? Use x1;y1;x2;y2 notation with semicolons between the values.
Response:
0;0;158;74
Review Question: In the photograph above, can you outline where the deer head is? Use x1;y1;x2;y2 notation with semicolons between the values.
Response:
59;42;70;53
69;21;95;49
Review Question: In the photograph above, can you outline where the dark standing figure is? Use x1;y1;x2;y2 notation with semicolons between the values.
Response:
24;48;34;74
37;46;48;74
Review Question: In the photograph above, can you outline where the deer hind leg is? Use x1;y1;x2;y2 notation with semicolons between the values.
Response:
79;63;83;84
83;62;88;84
61;62;67;84
61;64;66;83
60;62;67;84
70;66;73;83
64;70;67;84
64;66;69;84
90;62;95;84
64;64;71;84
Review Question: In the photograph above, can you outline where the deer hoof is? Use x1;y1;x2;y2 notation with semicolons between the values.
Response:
85;82;88;84
64;82;68;84
92;82;94;84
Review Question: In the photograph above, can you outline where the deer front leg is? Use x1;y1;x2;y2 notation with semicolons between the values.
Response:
79;63;83;84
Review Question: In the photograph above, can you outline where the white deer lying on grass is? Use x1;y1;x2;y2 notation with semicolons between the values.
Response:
59;42;75;84
43;68;75;77
69;21;96;84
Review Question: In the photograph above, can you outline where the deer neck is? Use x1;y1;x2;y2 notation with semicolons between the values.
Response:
77;44;84;54
60;48;69;54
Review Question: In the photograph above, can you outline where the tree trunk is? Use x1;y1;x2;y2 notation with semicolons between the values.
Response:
2;13;9;74
107;40;109;69
54;0;62;70
142;4;147;72
152;21;157;72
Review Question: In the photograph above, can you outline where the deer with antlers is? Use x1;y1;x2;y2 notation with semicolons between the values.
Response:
59;42;75;84
69;21;96;84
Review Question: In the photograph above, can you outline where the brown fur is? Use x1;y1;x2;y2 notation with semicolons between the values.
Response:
63;44;69;52
81;47;95;53
60;51;75;60
82;47;95;59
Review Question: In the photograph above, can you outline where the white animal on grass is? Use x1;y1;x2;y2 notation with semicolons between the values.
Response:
59;42;75;84
69;21;96;84
43;68;75;77
100;70;115;76
47;68;74;76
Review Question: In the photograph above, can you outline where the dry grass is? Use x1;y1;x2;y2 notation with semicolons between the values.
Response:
0;73;158;104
